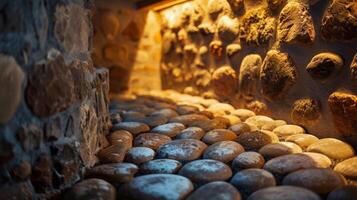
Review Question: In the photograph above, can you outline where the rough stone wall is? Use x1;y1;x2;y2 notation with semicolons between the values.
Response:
0;0;110;198
159;0;357;146
92;0;162;93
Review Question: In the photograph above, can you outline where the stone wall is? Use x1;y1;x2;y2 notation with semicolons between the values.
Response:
92;0;162;93
159;0;357;146
0;0;110;198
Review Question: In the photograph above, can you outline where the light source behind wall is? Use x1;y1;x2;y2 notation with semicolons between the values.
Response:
136;0;190;11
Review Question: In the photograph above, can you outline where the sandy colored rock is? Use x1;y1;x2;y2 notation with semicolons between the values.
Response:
328;92;357;137
209;40;223;57
65;179;116;200
306;53;344;81
217;15;239;42
282;168;347;195
125;147;155;164
134;133;171;150
204;141;245;163
112;122;150;135
277;2;315;45
231;109;255;121
179;159;232;184
230;169;276;197
186;181;241;200
285;134;319;149
245;115;274;129
261;120;287;131
260;50;297;100
222;115;241;125
227;0;244;13
264;153;331;175
202;129;238;144
100;11;120;40
307;138;355;160
302;152;332;168
207;103;235;116
246;100;270;115
85;163;138;183
232;151;265;171
156;139;207;162
0;54;24;124
226;44;242;57
198;22;216;35
239;54;262;99
291;98;321;126
140;159;182;174
236;130;279;151
334;157;357;179
273;124;305;139
211;66;238;97
229;122;253;136
259;142;302;159
321;0;357;41
327;185;357;200
267;0;286;11
207;0;231;19
107;130;133;146
240;7;275;45
126;174;194;200
247;186;321;200
176;127;205;140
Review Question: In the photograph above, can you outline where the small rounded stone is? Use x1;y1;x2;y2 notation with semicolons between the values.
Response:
97;144;129;163
285;134;319;149
169;114;209;126
230;169;276;197
327;185;357;200
139;159;182;175
107;130;133;146
229;122;252;136
151;123;186;137
112;122;150;135
126;174;194;200
261;120;287;131
179;159;233;185
203;141;245;163
291;98;321;125
245;115;274;129
85;163;138;183
247;186;321;200
134;133;171;150
208;103;236;117
186;181;241;200
259;142;302;159
202;129;237;145
236;130;279;151
65;178;116;200
156;139;208;162
230;109;255;121
176;105;199;115
232;151;265;171
151;108;179;119
222;115;241;125
176;127;205;140
272;125;305;139
307;138;355;160
282;168;347;195
125;147;155;164
334;157;357;179
306;53;344;81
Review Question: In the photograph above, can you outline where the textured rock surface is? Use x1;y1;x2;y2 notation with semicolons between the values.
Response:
134;133;172;150
203;141;245;163
140;159;182;174
239;54;262;99
260;50;297;100
277;2;315;45
321;0;357;41
291;98;321;126
236;130;278;151
232;151;265;171
211;66;238;97
217;16;239;42
85;163;138;183
306;53;344;81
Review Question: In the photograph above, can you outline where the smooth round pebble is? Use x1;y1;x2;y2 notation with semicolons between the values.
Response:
259;142;302;159
203;141;245;163
230;109;255;121
229;122;252;136
64;178;116;200
236;130;279;151
285;134;319;149
282;168;347;195
126;174;194;200
327;185;357;200
230;168;276;197
107;130;133;146
202;129;237;144
245;115;274;129
307;138;355;160
176;105;199;115
134;133;171;150
151;123;186;137
247;186;321;200
273;125;305;139
97;144;129;163
334;157;357;179
261;120;287;131
186;181;241;200
232;151;265;171
179;159;233;184
222;115;241;125
125;147;155;164
151;108;179;119
112;122;150;135
156;139;208;162
85;163;138;183
140;159;182;174
169;114;209;126
176;127;205;140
